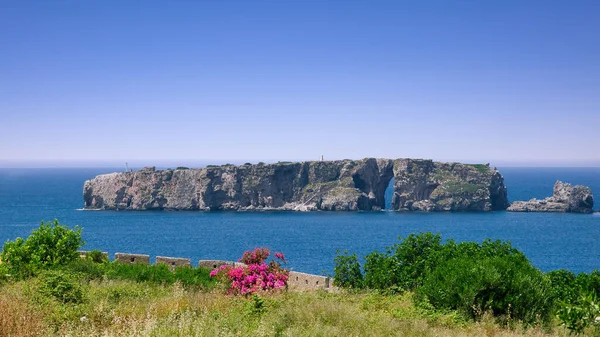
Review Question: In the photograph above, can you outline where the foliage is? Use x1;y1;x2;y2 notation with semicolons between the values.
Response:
550;270;600;335
38;270;85;304
2;281;565;337
210;248;288;295
85;250;108;264
333;251;363;288
104;262;178;284
556;292;600;335
0;263;10;284
418;254;554;325
62;258;105;281
175;166;189;170
0;220;83;278
334;233;554;324
575;270;600;299
548;269;578;305
467;164;491;173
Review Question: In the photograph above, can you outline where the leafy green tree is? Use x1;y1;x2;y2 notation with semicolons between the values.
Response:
1;219;84;278
333;251;363;288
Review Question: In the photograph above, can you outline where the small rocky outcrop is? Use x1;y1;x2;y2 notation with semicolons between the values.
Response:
507;181;594;214
83;158;509;212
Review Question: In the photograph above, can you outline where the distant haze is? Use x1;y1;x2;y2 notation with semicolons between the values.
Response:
1;2;599;167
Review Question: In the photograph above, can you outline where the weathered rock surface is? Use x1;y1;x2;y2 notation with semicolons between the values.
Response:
507;181;594;214
392;160;508;212
83;158;509;212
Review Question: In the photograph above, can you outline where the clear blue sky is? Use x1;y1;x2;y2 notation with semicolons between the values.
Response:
1;1;598;167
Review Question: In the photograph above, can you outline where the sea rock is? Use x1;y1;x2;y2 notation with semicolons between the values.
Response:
392;160;508;211
507;181;594;214
83;158;509;212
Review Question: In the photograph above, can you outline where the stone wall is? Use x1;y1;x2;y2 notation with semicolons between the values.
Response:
114;253;150;264
288;271;336;291
156;256;191;270
78;252;337;292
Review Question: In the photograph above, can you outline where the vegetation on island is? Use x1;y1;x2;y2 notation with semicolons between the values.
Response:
1;220;599;336
466;163;491;173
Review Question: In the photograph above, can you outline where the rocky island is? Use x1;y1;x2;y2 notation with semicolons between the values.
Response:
507;181;594;214
83;158;509;212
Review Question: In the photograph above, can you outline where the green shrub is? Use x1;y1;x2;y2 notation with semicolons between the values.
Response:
85;250;108;264
359;233;447;291
104;262;176;284
61;258;105;281
175;166;189;170
0;263;10;284
359;234;526;292
363;250;399;290
548;269;578;304
576;270;600;299
38;270;85;304
0;220;84;278
418;254;554;325
333;251;363;288
556;292;600;335
173;266;214;289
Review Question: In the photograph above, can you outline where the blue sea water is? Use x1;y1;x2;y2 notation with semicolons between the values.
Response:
0;167;599;275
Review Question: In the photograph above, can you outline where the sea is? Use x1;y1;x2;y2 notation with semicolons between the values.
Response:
0;167;599;275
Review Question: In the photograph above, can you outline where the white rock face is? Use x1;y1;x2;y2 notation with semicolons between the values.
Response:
507;181;594;214
83;159;509;212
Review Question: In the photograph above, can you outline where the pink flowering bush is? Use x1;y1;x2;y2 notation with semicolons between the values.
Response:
210;248;288;296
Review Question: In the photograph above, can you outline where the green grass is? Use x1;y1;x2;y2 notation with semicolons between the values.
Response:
466;164;491;173
58;259;215;289
0;279;572;337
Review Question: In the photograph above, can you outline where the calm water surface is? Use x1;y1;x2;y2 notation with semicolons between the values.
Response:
0;167;598;275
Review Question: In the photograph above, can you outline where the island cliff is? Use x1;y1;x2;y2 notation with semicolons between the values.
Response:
507;181;594;214
83;158;509;212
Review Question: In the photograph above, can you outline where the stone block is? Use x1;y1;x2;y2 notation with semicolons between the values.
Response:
114;253;150;264
198;260;246;270
156;256;191;270
288;271;337;291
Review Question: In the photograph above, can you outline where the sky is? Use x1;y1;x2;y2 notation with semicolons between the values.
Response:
1;1;599;167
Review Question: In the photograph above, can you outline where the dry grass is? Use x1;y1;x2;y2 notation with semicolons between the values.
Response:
0;279;572;337
0;283;47;337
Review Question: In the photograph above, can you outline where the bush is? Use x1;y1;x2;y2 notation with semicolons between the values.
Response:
333;251;363;289
210;248;288;296
556;292;600;335
38;270;85;304
61;258;105;281
104;263;176;284
85;250;108;264
0;220;84;278
173;266;214;289
418;254;554;325
576;270;600;299
0;263;10;284
372;233;445;291
548;269;578;304
351;233;526;292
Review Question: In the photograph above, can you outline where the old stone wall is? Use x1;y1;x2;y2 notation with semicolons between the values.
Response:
156;256;191;270
79;252;337;291
114;253;150;264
